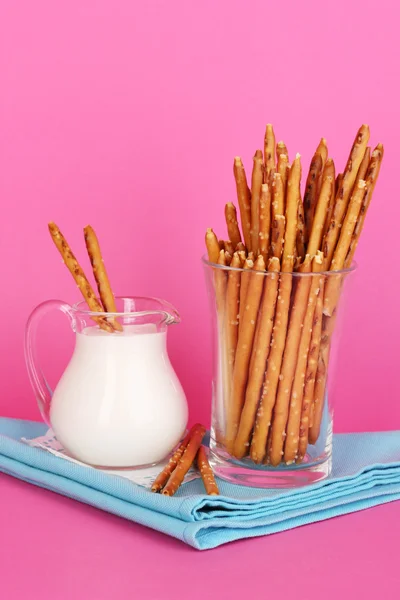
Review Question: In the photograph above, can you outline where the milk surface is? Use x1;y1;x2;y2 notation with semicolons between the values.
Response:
50;324;188;467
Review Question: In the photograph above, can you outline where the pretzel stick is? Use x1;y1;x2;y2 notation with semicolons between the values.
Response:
250;150;264;254
277;154;289;205
226;255;266;451
197;446;219;495
151;425;202;492
324;180;366;316
303;151;323;244
323;124;370;267
309;312;335;443
233;257;280;458
335;173;343;197
264;124;276;181
283;154;301;269
223;240;234;256
205;228;221;263
345;144;384;266
162;425;206;496
250;268;293;463
270;215;285;260
233;157;252;250
238;258;254;335
236;242;246;253
316;138;328;166
296;196;306;260
272;172;285;218
276;141;289;163
225;203;242;248
259;183;271;262
83;226;122;332
356;146;371;182
307;175;334;256
284;253;324;464
297;273;325;462
48;222;114;333
269;256;313;466
225;252;242;374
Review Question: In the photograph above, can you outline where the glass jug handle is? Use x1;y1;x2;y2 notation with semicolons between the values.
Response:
24;300;74;425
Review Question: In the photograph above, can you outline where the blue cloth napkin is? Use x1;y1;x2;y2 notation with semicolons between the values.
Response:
1;417;400;550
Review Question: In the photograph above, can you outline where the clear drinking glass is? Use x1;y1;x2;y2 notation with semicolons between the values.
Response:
25;296;188;469
202;257;356;488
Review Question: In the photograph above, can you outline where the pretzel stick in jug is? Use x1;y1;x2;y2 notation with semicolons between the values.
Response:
233;157;252;250
323;124;370;267
276;141;289;163
162;425;206;496
197;446;219;495
250;150;264;254
84;226;123;332
269;255;313;466
233;256;280;459
225;203;242;248
226;255;266;452
296;195;306;260
270;215;285;260
307;175;334;256
48;222;114;333
151;425;203;492
284;252;324;464
277;153;289;203
259;183;272;262
272;172;285;218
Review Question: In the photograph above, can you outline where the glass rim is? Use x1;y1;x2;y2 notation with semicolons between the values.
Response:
201;254;357;276
71;295;179;319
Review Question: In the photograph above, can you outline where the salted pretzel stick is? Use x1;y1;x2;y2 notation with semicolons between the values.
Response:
226;255;266;451
250;266;293;463
225;252;242;374
205;228;220;263
296;196;306;260
151;425;201;492
283;154;301;269
84;226;123;332
270;215;285;260
277;154;289;204
238;258;254;335
233;157;252;250
272;172;285;218
345;144;384;267
233;257;280;458
225;203;242;248
250;150;264;254
162;425;206;496
307;176;334;256
276;141;289;163
323;125;370;268
309;311;336;443
264;124;276;181
284;253;324;464
269;256;313;466
303;151;323;244
324;180;366;316
48;222;114;333
322;168;339;245
297;273;325;462
259;183;271;262
316;138;328;166
356;146;371;182
197;446;219;495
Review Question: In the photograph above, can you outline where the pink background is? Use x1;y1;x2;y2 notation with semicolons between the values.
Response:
1;0;399;431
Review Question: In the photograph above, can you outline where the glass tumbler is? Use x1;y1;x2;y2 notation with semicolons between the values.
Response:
203;256;356;488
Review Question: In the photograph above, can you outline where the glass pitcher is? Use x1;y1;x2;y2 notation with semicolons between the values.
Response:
25;296;188;468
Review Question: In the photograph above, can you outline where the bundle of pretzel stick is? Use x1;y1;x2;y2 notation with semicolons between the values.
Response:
205;124;383;466
151;424;219;496
48;222;122;332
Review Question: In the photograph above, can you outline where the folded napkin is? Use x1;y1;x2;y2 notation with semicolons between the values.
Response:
1;418;400;550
